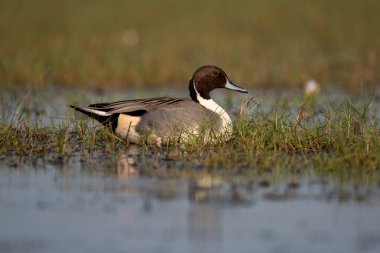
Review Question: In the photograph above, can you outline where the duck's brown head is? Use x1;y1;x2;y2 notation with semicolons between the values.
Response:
189;65;247;102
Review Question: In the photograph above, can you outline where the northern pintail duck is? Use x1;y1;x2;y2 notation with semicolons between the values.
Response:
70;65;248;145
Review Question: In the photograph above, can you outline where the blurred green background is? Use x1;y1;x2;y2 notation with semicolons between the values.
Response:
0;0;379;89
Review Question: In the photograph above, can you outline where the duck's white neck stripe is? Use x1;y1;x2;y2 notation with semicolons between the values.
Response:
195;89;224;115
193;84;232;130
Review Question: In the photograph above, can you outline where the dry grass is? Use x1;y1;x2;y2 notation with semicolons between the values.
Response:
0;0;379;89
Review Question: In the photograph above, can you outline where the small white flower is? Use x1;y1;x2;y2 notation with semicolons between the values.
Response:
305;79;320;96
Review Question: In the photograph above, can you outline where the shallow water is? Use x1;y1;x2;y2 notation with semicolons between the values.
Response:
1;87;380;253
1;85;379;126
1;151;380;253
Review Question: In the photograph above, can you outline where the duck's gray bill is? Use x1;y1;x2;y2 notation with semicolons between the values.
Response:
225;79;248;93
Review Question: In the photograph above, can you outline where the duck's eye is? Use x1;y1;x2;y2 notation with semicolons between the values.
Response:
213;71;218;76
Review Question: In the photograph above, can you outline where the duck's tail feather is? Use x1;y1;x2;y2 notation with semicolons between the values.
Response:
69;105;119;131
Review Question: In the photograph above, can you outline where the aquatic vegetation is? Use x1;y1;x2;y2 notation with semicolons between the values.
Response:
1;94;379;173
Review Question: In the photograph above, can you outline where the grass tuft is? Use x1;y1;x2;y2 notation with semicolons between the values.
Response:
1;95;379;172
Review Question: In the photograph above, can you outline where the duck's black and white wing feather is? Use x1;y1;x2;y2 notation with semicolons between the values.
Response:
70;97;189;118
